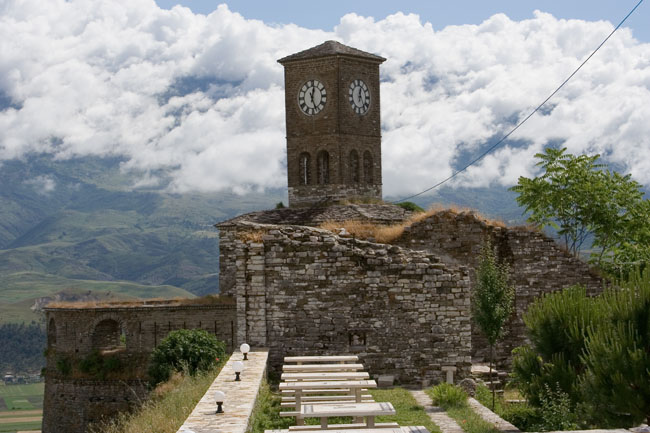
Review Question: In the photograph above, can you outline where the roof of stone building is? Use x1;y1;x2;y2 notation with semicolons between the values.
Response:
215;204;410;228
277;40;386;64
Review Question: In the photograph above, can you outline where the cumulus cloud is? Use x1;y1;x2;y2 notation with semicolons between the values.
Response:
0;1;649;197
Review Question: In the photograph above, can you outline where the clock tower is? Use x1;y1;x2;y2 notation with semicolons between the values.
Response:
278;41;386;207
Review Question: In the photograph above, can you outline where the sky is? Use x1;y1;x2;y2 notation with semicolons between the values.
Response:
1;0;649;198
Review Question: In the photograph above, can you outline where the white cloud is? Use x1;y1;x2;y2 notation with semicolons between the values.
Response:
24;175;56;194
1;1;649;197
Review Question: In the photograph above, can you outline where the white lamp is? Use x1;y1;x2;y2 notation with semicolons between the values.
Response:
232;360;244;381
240;343;250;360
215;390;225;413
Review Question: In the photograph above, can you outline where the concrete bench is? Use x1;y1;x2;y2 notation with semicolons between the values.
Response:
282;394;373;403
300;402;396;428
284;356;360;364
283;364;365;372
286;423;401;431
282;372;370;381
280;380;378;425
267;426;429;433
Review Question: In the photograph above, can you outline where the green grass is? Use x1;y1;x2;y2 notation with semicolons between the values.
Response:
249;385;442;433
0;384;44;433
89;360;226;433
0;383;44;399
0;274;196;324
0;419;42;433
2;398;32;411
371;388;441;433
426;385;501;433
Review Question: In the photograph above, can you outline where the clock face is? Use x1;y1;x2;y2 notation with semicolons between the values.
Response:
349;79;370;115
298;80;327;115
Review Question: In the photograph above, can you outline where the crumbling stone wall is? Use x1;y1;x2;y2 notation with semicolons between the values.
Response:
42;301;236;433
220;221;472;385
394;210;604;364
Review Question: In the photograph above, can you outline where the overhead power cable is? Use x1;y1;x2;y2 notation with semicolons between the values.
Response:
393;0;645;204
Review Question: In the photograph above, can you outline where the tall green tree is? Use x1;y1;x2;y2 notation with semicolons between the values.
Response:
511;147;649;274
472;239;515;410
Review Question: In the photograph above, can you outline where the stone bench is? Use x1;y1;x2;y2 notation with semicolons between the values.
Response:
266;426;429;433
281;394;374;406
282;372;370;381
300;402;396;428
283;364;365;372
284;356;360;364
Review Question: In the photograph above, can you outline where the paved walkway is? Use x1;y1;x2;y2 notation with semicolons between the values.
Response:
177;349;269;433
409;390;465;433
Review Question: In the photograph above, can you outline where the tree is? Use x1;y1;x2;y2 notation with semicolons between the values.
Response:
472;239;515;410
512;269;650;427
148;329;226;385
511;147;650;273
580;269;650;427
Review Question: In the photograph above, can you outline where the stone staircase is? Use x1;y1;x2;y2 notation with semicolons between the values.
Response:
471;364;508;393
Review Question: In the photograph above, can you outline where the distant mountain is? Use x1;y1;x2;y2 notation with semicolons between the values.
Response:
0;156;286;323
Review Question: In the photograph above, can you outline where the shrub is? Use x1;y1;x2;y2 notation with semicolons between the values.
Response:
396;201;424;213
533;383;578;431
148;329;226;385
429;383;467;409
79;350;123;380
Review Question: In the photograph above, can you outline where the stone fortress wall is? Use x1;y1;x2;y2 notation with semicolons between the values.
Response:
393;209;604;363
219;220;473;384
216;205;603;380
42;301;236;433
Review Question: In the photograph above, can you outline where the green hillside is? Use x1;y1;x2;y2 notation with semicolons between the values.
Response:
0;156;285;327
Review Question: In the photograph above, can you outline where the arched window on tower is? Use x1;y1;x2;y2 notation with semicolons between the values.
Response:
299;152;311;185
317;151;330;184
363;151;374;184
349;150;360;183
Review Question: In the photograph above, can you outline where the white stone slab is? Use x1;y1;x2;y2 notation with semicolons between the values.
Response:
283;363;365;372
280;380;377;390
302;402;395;417
282;372;369;381
284;355;359;363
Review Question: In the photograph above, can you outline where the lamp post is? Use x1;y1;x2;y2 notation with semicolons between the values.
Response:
232;360;244;381
240;343;250;360
215;390;225;414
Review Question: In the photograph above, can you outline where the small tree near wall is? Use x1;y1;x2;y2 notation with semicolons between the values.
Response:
472;239;515;410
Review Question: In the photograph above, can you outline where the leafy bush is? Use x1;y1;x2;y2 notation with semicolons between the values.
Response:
500;403;541;432
396;201;424;213
56;357;72;376
148;329;226;385
79;350;123;380
533;383;578;432
428;383;468;409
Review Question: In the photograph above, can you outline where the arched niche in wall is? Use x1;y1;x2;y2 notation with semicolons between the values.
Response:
363;151;373;184
299;152;311;185
317;150;330;184
92;318;126;352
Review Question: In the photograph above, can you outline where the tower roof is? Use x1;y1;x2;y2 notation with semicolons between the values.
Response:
278;40;386;64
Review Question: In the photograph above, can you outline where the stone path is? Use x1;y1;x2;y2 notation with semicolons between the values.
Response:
177;349;269;433
467;398;520;433
409;390;465;433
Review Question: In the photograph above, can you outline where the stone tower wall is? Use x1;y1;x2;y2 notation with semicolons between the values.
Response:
220;221;473;385
42;302;236;433
282;55;383;206
394;210;604;364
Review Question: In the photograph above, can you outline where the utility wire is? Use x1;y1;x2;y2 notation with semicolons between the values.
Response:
393;0;645;203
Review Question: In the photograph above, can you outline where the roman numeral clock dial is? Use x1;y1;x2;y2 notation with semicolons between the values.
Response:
349;79;370;114
298;80;327;115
